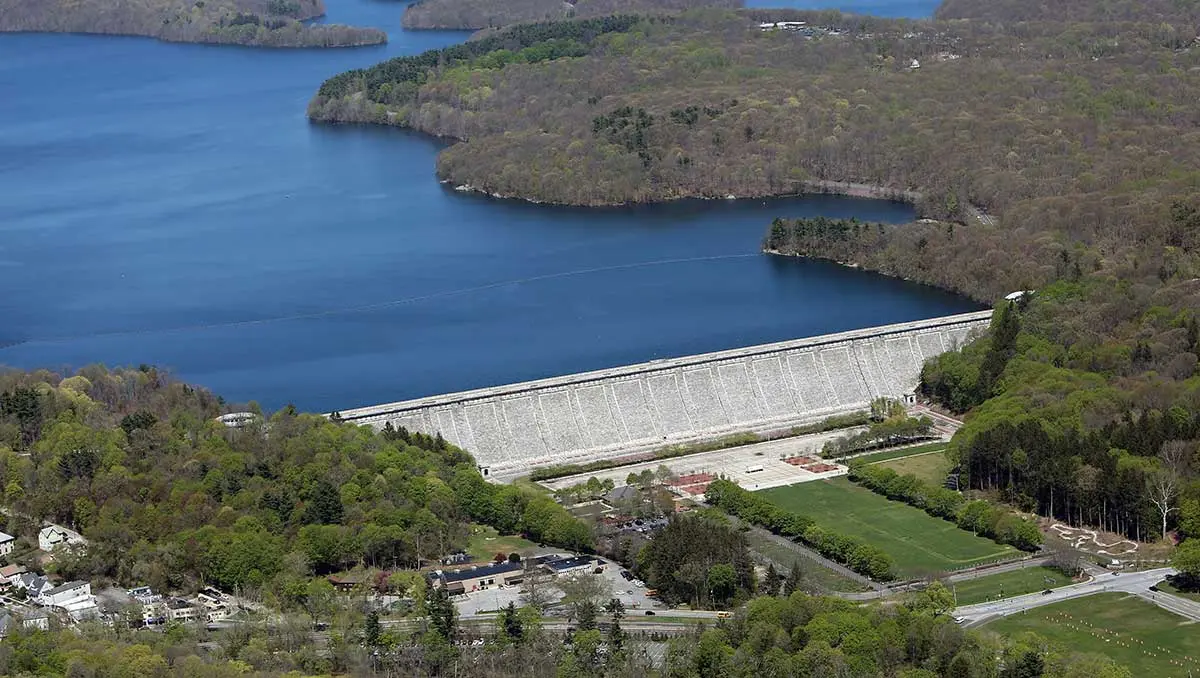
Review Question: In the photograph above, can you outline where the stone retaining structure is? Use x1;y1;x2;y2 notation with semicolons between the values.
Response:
337;310;992;479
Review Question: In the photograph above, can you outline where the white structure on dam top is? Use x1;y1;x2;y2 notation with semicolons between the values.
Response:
338;310;992;479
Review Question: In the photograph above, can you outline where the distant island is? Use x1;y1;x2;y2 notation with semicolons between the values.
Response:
0;0;386;47
402;0;741;31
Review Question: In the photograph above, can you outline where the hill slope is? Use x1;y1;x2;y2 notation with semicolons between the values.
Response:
0;0;386;47
402;0;742;31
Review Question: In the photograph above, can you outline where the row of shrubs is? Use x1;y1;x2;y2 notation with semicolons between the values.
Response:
703;479;896;581
848;463;1043;551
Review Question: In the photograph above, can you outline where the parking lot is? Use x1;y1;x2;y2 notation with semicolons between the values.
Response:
539;432;853;498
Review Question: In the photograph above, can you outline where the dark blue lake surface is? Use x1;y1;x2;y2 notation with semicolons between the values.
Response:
0;0;973;412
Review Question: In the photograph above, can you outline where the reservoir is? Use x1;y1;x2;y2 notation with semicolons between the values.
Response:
0;0;974;412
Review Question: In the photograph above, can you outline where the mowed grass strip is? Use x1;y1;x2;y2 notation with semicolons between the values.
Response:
466;526;537;561
876;451;953;486
757;478;1016;577
986;593;1200;677
844;442;947;465
951;566;1073;606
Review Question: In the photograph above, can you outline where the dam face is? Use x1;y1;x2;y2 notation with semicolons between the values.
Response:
338;310;992;479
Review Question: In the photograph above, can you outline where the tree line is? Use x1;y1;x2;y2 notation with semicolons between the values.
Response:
401;0;740;31
703;478;896;580
848;461;1043;551
0;0;385;47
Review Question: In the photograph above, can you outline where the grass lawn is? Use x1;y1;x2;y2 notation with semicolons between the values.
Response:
986;593;1200;677
876;451;953;486
951;567;1073;606
843;442;948;465
466;526;537;561
741;529;870;593
758;478;1016;578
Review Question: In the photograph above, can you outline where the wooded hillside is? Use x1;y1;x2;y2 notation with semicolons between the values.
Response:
402;0;740;31
935;0;1200;24
0;0;386;47
0;365;590;595
310;9;1200;301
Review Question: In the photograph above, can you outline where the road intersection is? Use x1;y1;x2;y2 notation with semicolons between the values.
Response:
954;567;1182;627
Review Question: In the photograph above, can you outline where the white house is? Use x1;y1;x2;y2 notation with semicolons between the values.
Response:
0;532;15;558
14;572;52;599
195;589;230;622
38;525;86;553
41;580;90;607
165;598;203;622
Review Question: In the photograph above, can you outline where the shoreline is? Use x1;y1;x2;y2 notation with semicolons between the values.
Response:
443;178;920;210
0;26;388;47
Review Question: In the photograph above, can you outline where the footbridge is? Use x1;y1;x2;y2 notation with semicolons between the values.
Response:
337;310;992;479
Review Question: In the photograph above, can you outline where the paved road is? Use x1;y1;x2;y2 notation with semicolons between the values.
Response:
954;567;1177;627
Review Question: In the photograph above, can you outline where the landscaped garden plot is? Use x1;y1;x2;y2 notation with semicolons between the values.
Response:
758;478;1016;577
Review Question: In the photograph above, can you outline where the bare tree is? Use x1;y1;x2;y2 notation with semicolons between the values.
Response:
519;559;555;611
1147;443;1189;541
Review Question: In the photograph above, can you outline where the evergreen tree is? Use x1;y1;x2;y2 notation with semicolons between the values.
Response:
301;479;345;525
606;598;625;655
763;563;782;596
576;600;598;631
783;563;804;595
501;602;523;644
425;585;457;641
364;609;382;648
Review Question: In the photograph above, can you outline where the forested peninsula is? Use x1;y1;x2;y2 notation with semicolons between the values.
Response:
402;0;740;31
0;0;386;47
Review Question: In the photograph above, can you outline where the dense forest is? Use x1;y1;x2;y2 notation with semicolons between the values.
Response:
402;0;740;31
935;0;1200;23
307;5;1200;300
0;0;386;47
0;366;589;597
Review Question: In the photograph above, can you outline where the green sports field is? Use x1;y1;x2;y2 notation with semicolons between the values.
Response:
986;593;1200;677
875;451;954;486
951;566;1073;605
757;478;1017;577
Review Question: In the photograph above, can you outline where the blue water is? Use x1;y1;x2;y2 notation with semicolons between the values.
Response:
0;0;971;412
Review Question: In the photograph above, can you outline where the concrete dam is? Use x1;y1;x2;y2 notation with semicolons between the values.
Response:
338;310;992;479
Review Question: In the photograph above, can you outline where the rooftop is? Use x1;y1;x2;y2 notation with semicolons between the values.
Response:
0;532;14;542
544;556;596;572
43;580;88;597
439;561;522;584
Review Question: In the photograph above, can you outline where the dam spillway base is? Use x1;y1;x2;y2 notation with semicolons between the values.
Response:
338;310;992;479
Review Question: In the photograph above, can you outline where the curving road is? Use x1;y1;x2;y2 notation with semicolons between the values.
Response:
954;567;1179;627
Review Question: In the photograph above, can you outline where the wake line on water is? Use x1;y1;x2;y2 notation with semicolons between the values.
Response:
4;253;761;347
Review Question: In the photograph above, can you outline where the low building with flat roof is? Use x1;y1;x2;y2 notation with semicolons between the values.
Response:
433;561;524;594
542;556;598;575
